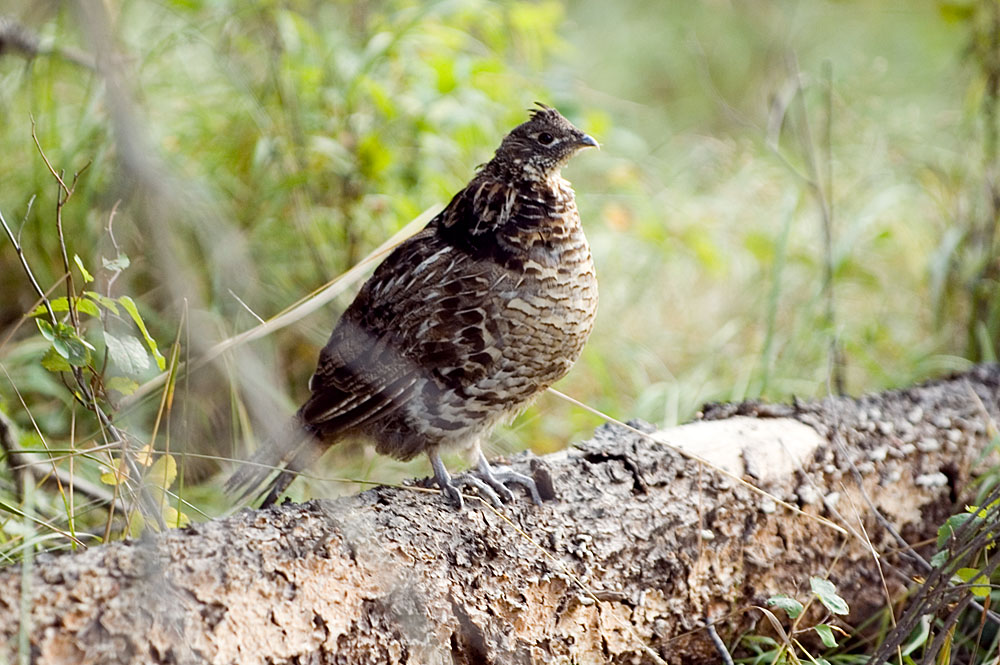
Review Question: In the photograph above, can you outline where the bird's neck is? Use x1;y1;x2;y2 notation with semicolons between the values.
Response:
435;170;582;270
481;156;566;187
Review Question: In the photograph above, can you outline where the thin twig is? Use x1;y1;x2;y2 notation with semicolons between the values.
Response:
228;289;266;324
703;618;735;665
103;199;124;295
29;117;69;195
31;122;90;330
0;207;56;325
23;127;165;532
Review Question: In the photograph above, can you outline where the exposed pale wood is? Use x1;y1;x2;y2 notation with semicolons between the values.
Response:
2;365;998;664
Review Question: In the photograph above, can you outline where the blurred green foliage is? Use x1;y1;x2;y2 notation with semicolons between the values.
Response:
561;0;984;420
0;0;568;509
0;0;998;554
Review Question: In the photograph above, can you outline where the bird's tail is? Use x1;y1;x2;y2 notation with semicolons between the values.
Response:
224;418;325;507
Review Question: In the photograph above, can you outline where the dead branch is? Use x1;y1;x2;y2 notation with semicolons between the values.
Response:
2;365;999;664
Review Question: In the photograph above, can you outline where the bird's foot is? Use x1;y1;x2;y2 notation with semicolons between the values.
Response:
450;473;506;508
428;450;543;509
429;450;501;509
446;464;540;509
474;455;543;506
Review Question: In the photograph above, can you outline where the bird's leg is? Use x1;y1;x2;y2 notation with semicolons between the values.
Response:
428;449;504;509
474;453;544;506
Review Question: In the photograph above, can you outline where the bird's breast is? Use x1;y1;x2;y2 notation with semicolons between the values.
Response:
490;214;598;389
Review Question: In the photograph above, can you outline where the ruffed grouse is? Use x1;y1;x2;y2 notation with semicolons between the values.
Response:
228;104;599;509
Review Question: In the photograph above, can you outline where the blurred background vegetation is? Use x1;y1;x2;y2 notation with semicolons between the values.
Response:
0;0;997;548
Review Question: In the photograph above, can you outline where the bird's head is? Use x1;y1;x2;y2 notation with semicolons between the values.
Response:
485;103;598;182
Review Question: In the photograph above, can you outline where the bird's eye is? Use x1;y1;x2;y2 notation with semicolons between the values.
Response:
537;132;555;145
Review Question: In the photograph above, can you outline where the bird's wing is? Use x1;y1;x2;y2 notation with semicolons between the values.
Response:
299;185;512;435
438;178;518;237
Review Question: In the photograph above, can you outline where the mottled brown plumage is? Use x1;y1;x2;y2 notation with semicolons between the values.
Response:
228;104;598;508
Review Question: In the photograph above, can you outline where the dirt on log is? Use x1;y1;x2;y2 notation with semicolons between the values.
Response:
2;365;999;664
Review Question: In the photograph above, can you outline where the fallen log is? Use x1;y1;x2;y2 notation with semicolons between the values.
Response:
2;365;998;664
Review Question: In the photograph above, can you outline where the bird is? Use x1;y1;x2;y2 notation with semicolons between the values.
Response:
227;103;599;509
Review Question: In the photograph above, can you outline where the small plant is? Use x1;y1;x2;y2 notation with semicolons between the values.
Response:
739;576;850;665
0;131;188;556
863;471;1000;665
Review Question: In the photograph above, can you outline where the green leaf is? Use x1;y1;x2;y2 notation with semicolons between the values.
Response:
38;320;94;367
40;347;72;372
101;253;131;272
937;513;975;548
100;461;128;486
84;291;120;315
118;296;166;371
52;335;71;359
36;318;56;342
741;635;778;649
955;567;991;598
901;615;931;657
938;1;976;23
31;298;64;317
75;298;100;317
162;505;190;529
106;376;139;396
930;550;949;567
60;334;93;367
104;331;151;376
810;577;849;615
30;297;100;318
766;594;803;619
146;454;178;490
74;254;94;283
814;624;837;648
127;511;145;539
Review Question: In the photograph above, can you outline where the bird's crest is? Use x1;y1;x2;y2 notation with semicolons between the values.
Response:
528;101;558;122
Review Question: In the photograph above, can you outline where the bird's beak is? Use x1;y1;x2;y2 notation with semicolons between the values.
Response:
577;133;600;149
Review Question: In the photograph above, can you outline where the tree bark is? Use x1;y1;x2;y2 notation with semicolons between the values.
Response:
2;365;998;665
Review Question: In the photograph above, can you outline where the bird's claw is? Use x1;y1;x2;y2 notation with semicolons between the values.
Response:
444;468;540;509
439;479;466;510
429;450;545;509
450;474;505;508
476;455;544;506
430;450;501;509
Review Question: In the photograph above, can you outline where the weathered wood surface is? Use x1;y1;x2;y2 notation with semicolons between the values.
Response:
2;365;997;664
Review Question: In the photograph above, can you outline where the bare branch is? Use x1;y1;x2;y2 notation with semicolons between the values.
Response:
3;366;998;664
